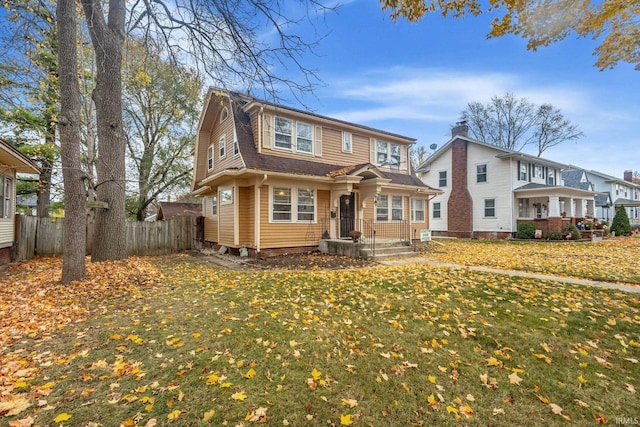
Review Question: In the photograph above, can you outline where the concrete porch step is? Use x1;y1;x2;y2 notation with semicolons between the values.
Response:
360;242;417;260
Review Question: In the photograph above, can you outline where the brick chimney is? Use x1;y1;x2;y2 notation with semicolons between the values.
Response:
624;170;633;182
448;138;473;238
452;121;469;138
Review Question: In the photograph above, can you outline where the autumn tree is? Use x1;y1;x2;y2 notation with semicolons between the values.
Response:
56;0;333;272
122;39;202;221
380;0;639;70
460;93;582;156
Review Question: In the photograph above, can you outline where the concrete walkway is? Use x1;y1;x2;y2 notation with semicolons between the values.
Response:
379;256;640;294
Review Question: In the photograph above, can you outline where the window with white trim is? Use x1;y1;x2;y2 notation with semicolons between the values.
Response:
411;199;425;222
519;162;527;181
546;168;555;185
376;140;388;165
233;131;239;156
477;164;487;183
390;144;400;166
211;195;218;216
376;140;401;167
220;107;228;122
484;199;496;217
207;145;214;171
534;164;543;178
219;135;226;159
342;132;352;153
274;117;292;150
439;171;447;187
296;122;313;154
297;188;315;221
432;202;441;219
271;186;316;222
0;175;11;218
376;195;388;221
391;196;403;220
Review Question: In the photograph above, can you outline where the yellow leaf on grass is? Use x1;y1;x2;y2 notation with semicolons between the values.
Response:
427;394;438;408
120;418;136;427
341;398;358;408
311;368;322;381
245;368;256;379
232;391;247;401
203;409;215;422
167;410;182;421
340;414;353;425
53;413;72;423
537;395;550;404
486;357;501;367
428;375;436;384
509;371;523;385
532;353;552;364
626;383;637;394
446;405;460;418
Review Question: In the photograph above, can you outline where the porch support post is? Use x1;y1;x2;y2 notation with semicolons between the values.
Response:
548;195;561;217
569;197;576;218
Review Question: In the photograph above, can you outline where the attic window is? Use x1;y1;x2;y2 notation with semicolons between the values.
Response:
220;107;229;123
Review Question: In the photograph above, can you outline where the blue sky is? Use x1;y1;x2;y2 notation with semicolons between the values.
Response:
274;1;639;178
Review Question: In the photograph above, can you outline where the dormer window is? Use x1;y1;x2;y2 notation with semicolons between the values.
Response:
274;117;293;150
220;107;229;122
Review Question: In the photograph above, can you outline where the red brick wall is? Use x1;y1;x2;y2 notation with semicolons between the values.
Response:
448;139;473;238
0;247;11;266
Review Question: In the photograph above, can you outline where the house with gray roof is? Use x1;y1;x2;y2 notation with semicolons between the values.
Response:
416;123;598;238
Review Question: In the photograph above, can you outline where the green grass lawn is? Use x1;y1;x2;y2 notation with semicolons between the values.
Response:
2;254;638;426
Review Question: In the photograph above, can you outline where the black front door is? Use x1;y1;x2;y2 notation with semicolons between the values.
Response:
339;193;355;238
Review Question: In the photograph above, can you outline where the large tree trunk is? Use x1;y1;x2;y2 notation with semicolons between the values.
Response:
57;0;86;283
82;0;127;262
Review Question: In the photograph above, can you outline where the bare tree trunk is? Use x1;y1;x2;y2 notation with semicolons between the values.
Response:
82;0;127;262
57;0;86;283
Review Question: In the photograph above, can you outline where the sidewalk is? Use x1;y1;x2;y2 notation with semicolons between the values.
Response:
379;257;640;294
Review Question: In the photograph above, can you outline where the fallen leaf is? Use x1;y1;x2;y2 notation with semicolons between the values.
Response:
203;409;215;422
53;413;72;423
341;398;358;408
232;391;247;401
340;414;353;425
0;395;32;417
508;371;523;385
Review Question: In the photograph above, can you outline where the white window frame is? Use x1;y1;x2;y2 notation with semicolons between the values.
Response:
547;168;555;185
274;116;293;150
207;145;214;171
376;140;388;166
342;132;352;153
534;164;543;178
432;202;441;219
376;194;388;222
519;163;527;181
477;164;487;183
270;186;317;223
484;199;496;218
233;131;239;157
220;107;229;122
211;195;218;216
411;199;425;222
391;196;403;221
219;135;226;159
296;122;314;154
376;140;402;167
438;171;447;188
0;175;11;218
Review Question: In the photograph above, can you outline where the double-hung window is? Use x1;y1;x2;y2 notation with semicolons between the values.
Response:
432;202;441;219
519;163;527;181
376;195;388;221
390;144;401;166
342;132;352;153
211;196;218;216
274;117;293;150
484;199;496;217
207;145;214;170
439;171;447;187
233;132;239;156
411;199;425;222
391;196;403;220
477;164;487;183
376;141;388;165
534;165;543;178
272;187;292;221
547;168;555;185
297;189;315;221
296;122;313;154
376;140;401;167
219;135;226;159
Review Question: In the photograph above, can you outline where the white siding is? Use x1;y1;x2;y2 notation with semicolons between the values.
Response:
468;144;513;232
0;219;13;248
420;149;451;232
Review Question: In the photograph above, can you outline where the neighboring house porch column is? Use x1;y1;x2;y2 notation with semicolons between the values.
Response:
569;197;576;218
548;196;561;217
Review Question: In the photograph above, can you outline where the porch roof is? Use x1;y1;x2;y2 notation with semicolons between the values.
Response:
0;139;40;174
513;183;599;198
612;198;640;207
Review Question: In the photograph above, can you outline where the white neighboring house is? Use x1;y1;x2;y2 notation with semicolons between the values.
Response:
416;123;598;238
0;139;39;264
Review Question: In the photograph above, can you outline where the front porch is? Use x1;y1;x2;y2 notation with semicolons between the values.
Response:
514;184;599;235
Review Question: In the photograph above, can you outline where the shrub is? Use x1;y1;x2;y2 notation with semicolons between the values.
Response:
516;222;537;239
545;231;565;241
564;224;581;240
611;205;632;236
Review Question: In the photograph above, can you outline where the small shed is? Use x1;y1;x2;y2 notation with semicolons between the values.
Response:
156;201;202;220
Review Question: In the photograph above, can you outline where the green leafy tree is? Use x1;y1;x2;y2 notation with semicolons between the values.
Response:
460;93;582;156
0;0;59;217
611;205;632;236
122;39;202;221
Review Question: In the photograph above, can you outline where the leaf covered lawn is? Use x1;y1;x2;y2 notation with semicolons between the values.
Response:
1;250;639;426
422;236;640;284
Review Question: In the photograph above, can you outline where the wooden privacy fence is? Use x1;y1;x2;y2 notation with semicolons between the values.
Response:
15;215;203;261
